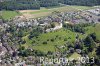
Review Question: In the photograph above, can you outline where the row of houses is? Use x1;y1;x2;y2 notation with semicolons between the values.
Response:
87;8;100;16
12;8;100;29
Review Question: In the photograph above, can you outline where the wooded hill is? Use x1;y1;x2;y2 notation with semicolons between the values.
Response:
0;0;100;10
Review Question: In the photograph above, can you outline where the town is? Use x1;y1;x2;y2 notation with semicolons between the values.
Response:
0;0;100;66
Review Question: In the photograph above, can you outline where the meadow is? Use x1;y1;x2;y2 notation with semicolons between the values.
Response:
22;24;100;53
1;6;95;20
19;6;94;18
0;10;20;20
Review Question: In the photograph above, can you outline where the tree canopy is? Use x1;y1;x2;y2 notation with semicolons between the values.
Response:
0;0;100;10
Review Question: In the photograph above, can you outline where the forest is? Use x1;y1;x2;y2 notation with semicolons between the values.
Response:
0;0;100;10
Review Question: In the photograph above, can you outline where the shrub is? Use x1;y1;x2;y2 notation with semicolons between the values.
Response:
64;38;67;41
43;41;47;44
51;38;54;42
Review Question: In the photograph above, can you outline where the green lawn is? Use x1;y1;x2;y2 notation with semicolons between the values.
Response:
30;6;94;14
1;11;20;20
22;29;85;53
22;24;100;53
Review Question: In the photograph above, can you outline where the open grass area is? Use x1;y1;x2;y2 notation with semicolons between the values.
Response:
22;24;100;53
69;6;94;10
1;11;20;20
22;29;85;53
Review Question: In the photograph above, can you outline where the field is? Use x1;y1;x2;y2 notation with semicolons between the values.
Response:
19;6;94;18
69;6;94;10
0;6;95;20
0;11;20;20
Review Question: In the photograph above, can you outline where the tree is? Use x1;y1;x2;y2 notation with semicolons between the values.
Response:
17;30;24;37
28;27;42;39
90;33;97;41
51;38;54;42
43;41;47;44
19;46;25;51
47;51;53;55
84;35;95;52
35;50;46;56
50;23;55;28
96;46;100;56
84;35;93;46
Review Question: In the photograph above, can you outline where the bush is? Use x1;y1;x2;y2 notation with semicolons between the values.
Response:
22;40;26;44
47;51;53;55
50;23;55;28
43;41;47;44
64;38;67;41
56;35;59;38
47;39;49;41
51;38;54;42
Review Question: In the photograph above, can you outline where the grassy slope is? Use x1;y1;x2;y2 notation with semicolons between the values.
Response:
23;29;85;53
85;24;100;40
22;24;100;53
1;11;20;20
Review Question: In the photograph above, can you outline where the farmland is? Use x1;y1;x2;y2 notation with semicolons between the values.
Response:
19;6;94;18
0;6;95;20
